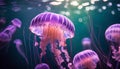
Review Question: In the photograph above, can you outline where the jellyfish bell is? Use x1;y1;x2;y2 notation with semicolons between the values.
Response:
82;37;91;46
81;37;91;49
34;63;50;69
29;12;75;69
73;49;100;69
14;39;22;46
11;18;22;28
29;12;75;39
105;24;120;44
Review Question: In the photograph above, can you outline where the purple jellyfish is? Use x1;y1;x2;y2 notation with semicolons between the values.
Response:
73;49;100;69
0;18;22;42
105;24;120;61
105;24;120;69
105;24;120;44
11;18;22;28
14;39;29;64
11;2;21;12
29;12;75;69
81;37;91;49
34;63;50;69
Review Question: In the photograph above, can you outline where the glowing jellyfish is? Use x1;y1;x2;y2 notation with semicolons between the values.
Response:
105;24;120;44
81;37;91;49
29;12;75;69
0;18;22;42
14;39;28;64
34;63;50;69
73;49;100;69
105;24;120;61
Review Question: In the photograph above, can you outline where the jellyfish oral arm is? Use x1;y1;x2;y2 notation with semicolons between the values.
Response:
111;46;120;62
61;47;70;62
39;38;48;58
50;42;64;68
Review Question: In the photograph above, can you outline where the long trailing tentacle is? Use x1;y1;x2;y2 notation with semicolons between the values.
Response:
16;44;29;64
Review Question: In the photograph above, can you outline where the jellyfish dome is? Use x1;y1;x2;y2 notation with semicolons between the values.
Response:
34;63;50;69
73;49;99;69
105;24;120;43
82;37;91;46
14;39;22;46
11;18;22;28
29;12;75;69
29;12;75;39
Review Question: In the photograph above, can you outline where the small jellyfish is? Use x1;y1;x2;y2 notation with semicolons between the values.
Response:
29;12;75;69
11;2;21;12
14;39;29;64
81;37;91;49
34;63;50;69
73;49;100;69
11;18;22;28
0;18;22;42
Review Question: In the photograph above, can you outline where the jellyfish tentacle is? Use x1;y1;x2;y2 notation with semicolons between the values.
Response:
111;46;120;62
39;23;50;59
16;45;29;64
14;39;29;64
51;42;64;69
61;47;70;62
39;39;48;58
34;35;39;46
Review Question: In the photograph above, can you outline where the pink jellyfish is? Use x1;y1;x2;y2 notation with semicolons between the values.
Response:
34;63;50;69
73;49;100;69
29;12;75;69
0;18;22;42
105;24;120;61
81;37;91;49
14;39;29;64
105;24;120;69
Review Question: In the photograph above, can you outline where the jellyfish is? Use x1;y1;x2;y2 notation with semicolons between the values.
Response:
73;49;100;69
105;24;120;61
13;39;29;64
34;63;50;69
11;18;22;28
0;18;22;42
29;12;75;69
81;37;91;49
105;24;120;69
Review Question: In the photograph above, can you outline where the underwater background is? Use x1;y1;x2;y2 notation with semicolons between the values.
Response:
0;0;120;69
